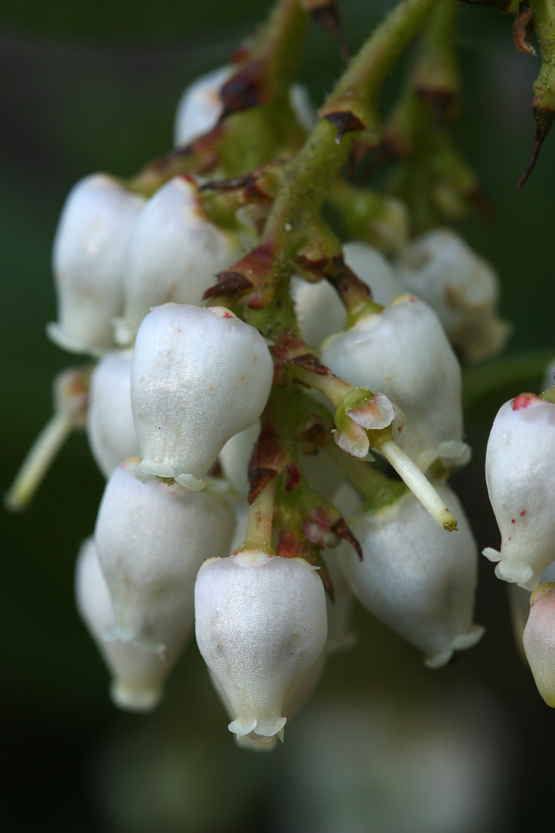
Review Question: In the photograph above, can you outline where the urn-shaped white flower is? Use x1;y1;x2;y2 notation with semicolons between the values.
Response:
114;176;243;346
484;393;555;590
75;538;191;711
293;242;401;350
94;461;235;653
395;228;510;362
131;304;273;490
174;66;315;147
195;550;327;741
339;483;483;667
523;583;555;706
48;174;145;355
321;295;469;472
87;350;138;478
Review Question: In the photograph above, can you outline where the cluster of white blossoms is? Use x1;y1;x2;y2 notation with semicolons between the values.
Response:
19;48;555;751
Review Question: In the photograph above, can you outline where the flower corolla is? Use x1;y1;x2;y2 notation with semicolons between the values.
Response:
48;173;145;355
484;393;555;590
131;304;273;490
195;550;327;741
339;483;484;667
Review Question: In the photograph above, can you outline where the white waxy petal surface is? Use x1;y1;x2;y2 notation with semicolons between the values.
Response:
523;583;555;706
195;551;327;740
87;350;138;478
484;394;555;590
131;304;273;489
339;483;483;667
94;461;235;653
322;295;468;472
48;174;145;355
395;228;510;362
75;538;192;711
114;176;242;346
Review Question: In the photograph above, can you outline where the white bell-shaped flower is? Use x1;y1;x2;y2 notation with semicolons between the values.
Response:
174;66;314;146
114;176;243;346
523;583;555;706
292;242;401;351
131;304;273;490
87;350;138;478
195;550;327;741
48;174;146;355
484;393;555;590
321;294;469;472
395;228;510;362
75;537;191;711
339;483;483;667
95;460;235;654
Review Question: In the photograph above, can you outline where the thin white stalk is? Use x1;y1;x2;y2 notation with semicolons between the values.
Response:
378;439;458;531
5;413;73;511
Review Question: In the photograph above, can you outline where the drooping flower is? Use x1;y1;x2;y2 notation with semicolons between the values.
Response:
114;176;243;346
195;550;327;742
87;350;138;478
395;228;510;362
322;294;469;472
94;460;236;654
292;241;401;350
523;583;555;707
339;482;484;667
131;304;273;490
75;538;191;711
484;393;555;590
48;174;145;355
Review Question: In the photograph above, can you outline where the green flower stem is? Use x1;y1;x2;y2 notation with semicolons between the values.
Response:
413;0;459;107
239;477;278;553
324;436;407;509
247;0;308;100
266;0;440;244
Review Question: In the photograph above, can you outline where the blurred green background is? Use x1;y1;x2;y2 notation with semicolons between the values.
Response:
2;1;555;831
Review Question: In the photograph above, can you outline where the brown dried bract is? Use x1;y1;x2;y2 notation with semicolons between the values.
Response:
513;3;536;56
219;59;268;120
323;111;367;144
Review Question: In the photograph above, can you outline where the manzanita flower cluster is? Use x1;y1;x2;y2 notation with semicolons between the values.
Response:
8;0;555;744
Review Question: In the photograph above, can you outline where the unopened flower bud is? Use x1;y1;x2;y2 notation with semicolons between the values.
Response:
48;174;145;355
322;295;469;472
484;393;555;590
131;304;273;490
174;66;315;147
195;551;327;741
75;538;191;711
523;583;555;707
114;176;243;346
395;229;510;362
339;483;483;667
87;350;138;478
95;461;235;654
293;242;401;350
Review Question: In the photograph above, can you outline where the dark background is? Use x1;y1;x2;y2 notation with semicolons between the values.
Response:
1;1;555;831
